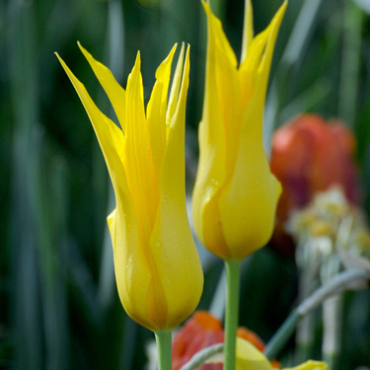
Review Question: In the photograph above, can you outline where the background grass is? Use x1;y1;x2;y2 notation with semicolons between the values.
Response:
1;0;369;369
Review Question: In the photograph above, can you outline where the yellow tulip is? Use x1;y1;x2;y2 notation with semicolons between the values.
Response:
56;43;203;331
207;338;327;370
192;1;286;260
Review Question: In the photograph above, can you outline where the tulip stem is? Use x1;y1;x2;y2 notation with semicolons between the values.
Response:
224;259;242;370
155;330;172;370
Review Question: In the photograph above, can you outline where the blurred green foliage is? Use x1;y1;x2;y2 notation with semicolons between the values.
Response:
1;0;369;369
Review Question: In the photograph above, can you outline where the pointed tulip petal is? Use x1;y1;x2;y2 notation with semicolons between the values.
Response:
202;1;238;68
241;0;254;63
78;42;127;133
284;361;328;370
147;44;177;174
55;53;126;197
166;43;185;130
259;2;287;78
124;52;159;240
150;45;203;329
243;1;287;111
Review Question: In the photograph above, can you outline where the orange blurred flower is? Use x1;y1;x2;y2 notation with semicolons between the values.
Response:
172;311;279;370
270;114;357;255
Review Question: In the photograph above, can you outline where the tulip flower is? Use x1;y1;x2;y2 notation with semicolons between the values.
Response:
270;114;358;255
192;2;286;369
56;43;203;335
192;0;285;261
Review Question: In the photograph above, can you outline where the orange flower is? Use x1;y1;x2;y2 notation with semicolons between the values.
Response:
270;114;357;255
172;311;279;370
172;311;224;370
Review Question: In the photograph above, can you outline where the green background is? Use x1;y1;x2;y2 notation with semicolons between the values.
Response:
1;0;369;369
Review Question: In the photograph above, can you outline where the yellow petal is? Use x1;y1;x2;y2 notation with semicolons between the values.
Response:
78;42;126;133
55;53;126;197
147;44;177;175
205;339;271;369
284;361;328;370
215;3;286;259
149;45;203;330
236;338;272;370
193;2;286;260
203;1;241;157
56;51;158;329
202;1;237;68
234;339;327;370
243;1;287;110
124;52;159;242
258;2;287;85
166;43;185;129
239;28;270;107
239;1;287;126
121;53;171;330
221;50;282;259
240;28;270;76
241;0;254;63
193;2;243;259
108;206;156;331
219;142;282;259
206;339;327;370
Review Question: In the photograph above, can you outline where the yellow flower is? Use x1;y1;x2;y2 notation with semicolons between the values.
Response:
192;1;286;260
207;338;327;370
56;43;203;331
235;339;327;370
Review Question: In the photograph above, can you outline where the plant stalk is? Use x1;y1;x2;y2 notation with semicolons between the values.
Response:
224;260;242;370
155;330;172;370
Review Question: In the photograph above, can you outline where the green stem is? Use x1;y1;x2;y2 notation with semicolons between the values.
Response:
179;343;224;370
264;311;300;360
155;330;172;370
224;260;242;370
